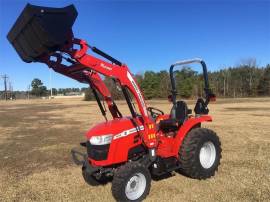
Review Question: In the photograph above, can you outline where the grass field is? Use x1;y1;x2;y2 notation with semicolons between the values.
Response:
1;98;270;202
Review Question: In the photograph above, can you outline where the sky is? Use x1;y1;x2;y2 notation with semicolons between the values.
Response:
0;0;269;91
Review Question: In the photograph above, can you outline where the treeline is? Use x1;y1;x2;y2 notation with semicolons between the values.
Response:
3;61;269;100
57;87;88;95
139;63;270;99
209;65;270;98
85;62;270;100
30;78;87;97
0;78;88;99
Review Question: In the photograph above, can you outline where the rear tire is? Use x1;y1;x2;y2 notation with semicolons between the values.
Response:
112;162;151;201
178;128;221;179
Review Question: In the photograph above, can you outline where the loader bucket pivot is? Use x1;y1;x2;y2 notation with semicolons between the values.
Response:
7;4;77;63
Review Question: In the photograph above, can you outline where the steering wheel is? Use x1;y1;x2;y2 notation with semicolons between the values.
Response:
147;107;164;119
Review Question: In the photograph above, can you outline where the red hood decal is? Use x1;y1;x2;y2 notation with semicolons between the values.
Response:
85;117;143;139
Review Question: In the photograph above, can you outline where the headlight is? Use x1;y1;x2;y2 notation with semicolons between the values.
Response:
89;134;113;145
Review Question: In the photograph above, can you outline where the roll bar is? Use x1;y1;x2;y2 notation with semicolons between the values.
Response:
172;58;203;66
169;58;214;105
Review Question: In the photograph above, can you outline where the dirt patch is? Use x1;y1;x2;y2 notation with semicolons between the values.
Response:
224;107;270;111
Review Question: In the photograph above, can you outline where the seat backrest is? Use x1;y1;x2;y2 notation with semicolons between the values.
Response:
170;101;188;124
194;98;209;115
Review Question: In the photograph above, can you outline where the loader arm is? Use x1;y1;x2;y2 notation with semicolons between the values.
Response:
39;38;156;148
41;54;122;119
7;3;157;148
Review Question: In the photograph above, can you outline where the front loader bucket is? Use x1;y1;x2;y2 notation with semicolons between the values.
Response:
7;4;77;63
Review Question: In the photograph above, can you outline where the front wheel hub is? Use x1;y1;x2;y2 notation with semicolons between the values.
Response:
199;141;216;169
125;173;146;200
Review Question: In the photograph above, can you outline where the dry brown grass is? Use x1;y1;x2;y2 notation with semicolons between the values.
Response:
0;98;270;202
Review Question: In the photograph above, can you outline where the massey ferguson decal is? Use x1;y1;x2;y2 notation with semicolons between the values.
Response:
113;125;144;140
100;63;112;71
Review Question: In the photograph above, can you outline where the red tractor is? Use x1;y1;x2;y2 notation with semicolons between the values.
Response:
8;4;221;201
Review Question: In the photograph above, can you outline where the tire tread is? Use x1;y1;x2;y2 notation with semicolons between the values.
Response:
178;128;222;179
112;162;151;201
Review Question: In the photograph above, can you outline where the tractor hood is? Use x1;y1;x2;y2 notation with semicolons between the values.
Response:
85;117;144;139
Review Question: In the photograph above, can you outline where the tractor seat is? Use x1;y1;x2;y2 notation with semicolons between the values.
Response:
170;100;190;124
159;101;191;133
159;119;178;133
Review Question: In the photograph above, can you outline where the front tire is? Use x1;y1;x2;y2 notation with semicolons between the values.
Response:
178;128;222;179
112;162;151;201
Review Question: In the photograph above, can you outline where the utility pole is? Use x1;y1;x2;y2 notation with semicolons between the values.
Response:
27;85;30;99
9;81;13;100
1;74;8;100
49;68;53;98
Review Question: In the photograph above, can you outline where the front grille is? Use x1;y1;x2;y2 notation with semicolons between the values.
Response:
86;141;110;161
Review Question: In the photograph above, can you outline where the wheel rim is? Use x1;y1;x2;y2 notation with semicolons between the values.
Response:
125;172;146;200
199;141;216;169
